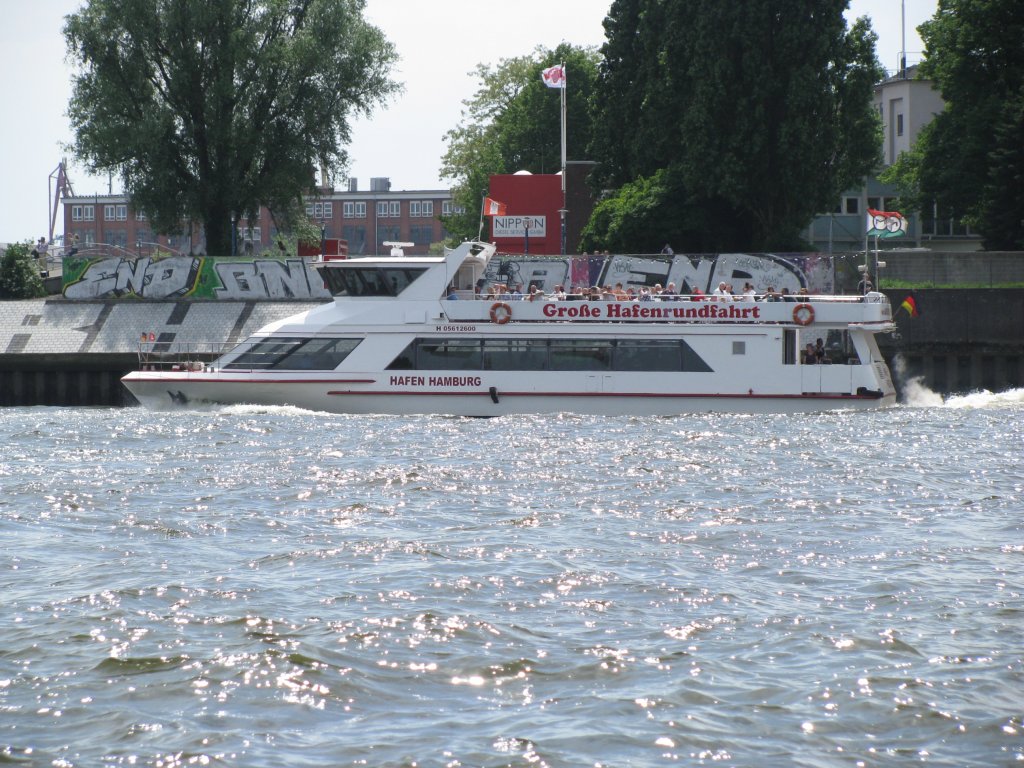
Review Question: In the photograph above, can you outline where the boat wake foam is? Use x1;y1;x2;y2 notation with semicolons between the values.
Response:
893;355;1024;409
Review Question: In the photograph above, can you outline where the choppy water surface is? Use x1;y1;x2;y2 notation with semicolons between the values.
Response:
1;390;1022;767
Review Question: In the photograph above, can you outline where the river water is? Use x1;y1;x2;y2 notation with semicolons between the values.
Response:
1;386;1022;767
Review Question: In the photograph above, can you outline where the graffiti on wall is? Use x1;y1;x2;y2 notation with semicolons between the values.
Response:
482;252;834;295
62;256;332;300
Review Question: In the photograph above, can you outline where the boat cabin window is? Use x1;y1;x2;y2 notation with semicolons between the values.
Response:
319;266;428;297
387;337;713;373
220;337;362;370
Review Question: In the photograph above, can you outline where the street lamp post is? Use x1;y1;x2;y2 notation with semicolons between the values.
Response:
320;221;327;260
230;212;236;256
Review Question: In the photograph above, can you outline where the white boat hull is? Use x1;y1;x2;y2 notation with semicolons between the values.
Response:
122;371;895;416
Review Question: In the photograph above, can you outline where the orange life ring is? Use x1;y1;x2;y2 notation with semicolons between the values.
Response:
490;301;512;324
793;302;815;326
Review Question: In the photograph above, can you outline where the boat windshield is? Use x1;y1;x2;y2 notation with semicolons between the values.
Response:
319;265;429;297
219;337;362;370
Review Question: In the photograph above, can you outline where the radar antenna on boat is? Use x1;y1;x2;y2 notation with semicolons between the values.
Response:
383;241;415;257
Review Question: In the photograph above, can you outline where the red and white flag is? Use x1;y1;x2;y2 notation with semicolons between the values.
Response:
541;64;566;89
483;197;507;216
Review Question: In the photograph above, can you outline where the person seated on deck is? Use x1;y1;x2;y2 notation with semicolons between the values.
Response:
780;287;795;302
590;286;603;301
527;285;545;301
652;283;664;300
639;286;653;301
712;281;731;301
803;343;818;364
797;287;811;299
446;285;459;300
552;284;566;300
664;282;681;301
612;283;628;300
602;285;616;301
739;282;757;302
690;285;706;301
762;286;781;302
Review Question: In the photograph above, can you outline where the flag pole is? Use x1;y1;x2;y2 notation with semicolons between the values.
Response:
477;195;485;242
560;61;567;255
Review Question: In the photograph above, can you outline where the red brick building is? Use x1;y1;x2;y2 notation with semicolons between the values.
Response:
62;177;458;257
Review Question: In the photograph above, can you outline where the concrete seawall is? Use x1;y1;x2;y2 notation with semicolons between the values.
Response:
0;299;322;406
1;290;1021;406
879;288;1024;395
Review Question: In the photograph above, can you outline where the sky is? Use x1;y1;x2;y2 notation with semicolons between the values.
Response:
0;0;938;245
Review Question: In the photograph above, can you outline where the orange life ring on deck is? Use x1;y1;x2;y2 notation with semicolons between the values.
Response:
490;301;512;324
793;302;815;326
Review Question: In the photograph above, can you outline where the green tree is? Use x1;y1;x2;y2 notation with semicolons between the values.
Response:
440;44;599;244
64;0;398;256
884;0;1024;249
588;0;883;251
0;243;47;299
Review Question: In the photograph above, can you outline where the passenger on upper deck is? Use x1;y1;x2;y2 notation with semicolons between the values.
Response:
712;282;731;301
762;286;781;302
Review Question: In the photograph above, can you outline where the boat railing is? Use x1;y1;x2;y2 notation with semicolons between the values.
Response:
464;292;875;303
135;340;234;371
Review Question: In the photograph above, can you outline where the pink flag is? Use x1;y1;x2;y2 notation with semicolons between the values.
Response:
541;64;566;89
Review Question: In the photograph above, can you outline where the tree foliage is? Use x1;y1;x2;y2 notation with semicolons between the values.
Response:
587;0;884;252
439;44;599;244
883;0;1024;249
0;243;47;299
64;0;398;255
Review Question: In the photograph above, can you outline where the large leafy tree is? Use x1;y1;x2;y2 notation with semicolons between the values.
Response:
64;0;398;255
587;0;883;252
440;44;599;244
883;0;1024;249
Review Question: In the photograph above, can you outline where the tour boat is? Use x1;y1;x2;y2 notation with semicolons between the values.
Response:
121;240;897;415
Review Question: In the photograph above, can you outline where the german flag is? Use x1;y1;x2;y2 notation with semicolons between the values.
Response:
900;295;919;317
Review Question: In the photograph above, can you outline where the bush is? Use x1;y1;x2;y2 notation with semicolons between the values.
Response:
0;242;47;299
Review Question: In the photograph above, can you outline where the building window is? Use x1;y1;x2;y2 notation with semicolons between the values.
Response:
421;201;433;217
343;201;366;219
105;230;127;248
389;201;401;217
72;206;83;221
410;201;421;218
867;197;880;211
378;225;400;246
104;205;116;221
442;201;464;216
896;113;904;136
135;210;146;221
844;198;860;215
116;205;128;221
377;201;389;217
342;225;367;255
84;205;94;221
410;225;434;244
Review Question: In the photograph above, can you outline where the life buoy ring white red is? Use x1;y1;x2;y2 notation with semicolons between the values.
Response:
490;302;512;324
793;302;815;326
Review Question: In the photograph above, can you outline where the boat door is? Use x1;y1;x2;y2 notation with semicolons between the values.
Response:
586;375;612;393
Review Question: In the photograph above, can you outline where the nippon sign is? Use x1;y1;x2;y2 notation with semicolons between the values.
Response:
492;215;547;238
